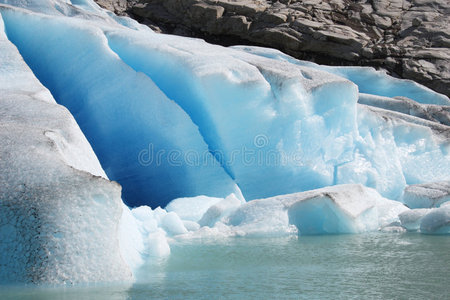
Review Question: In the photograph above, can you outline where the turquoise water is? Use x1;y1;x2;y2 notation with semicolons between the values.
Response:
1;233;449;299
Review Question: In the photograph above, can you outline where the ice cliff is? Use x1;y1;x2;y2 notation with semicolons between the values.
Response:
0;0;449;285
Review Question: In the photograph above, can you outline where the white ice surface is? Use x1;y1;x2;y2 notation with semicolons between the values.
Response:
0;12;131;284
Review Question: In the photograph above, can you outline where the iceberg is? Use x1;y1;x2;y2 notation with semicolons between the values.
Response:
399;203;450;235
419;204;450;235
0;0;449;286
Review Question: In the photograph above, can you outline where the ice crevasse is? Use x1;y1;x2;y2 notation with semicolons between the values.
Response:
0;0;449;285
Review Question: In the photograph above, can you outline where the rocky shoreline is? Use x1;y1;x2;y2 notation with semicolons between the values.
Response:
95;0;450;98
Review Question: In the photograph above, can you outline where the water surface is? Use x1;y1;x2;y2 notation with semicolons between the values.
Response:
1;233;449;299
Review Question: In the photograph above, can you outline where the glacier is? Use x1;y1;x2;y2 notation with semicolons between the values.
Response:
0;0;449;286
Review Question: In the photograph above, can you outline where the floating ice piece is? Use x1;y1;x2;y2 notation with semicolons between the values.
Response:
401;181;450;209
420;206;450;235
227;198;297;237
193;184;407;237
145;229;171;258
285;184;381;234
165;195;224;222
161;212;188;236
198;194;243;227
380;223;407;233
124;205;173;263
375;196;410;228
399;209;429;231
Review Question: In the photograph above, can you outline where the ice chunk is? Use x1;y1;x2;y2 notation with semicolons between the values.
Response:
183;220;201;232
118;204;145;271
227;198;297;237
401;181;450;209
131;206;159;233
125;205;174;262
198;194;243;227
192;184;407;237
380;223;407;233
286;184;379;234
399;209;429;231
145;229;171;258
419;206;450;235
161;212;188;236
165;195;224;222
374;195;409;228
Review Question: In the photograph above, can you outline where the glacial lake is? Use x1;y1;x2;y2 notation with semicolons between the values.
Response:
1;232;449;299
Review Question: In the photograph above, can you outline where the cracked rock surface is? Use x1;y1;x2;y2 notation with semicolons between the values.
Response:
95;0;450;97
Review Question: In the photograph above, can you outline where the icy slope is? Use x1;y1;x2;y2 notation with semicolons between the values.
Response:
0;13;131;284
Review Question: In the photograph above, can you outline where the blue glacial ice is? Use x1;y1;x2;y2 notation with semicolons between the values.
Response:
0;0;449;285
1;0;449;207
0;2;241;208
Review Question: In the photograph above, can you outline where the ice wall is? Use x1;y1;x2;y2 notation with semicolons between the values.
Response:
0;4;240;207
2;1;448;207
106;30;362;200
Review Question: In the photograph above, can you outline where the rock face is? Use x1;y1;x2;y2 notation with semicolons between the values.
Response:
95;0;450;97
